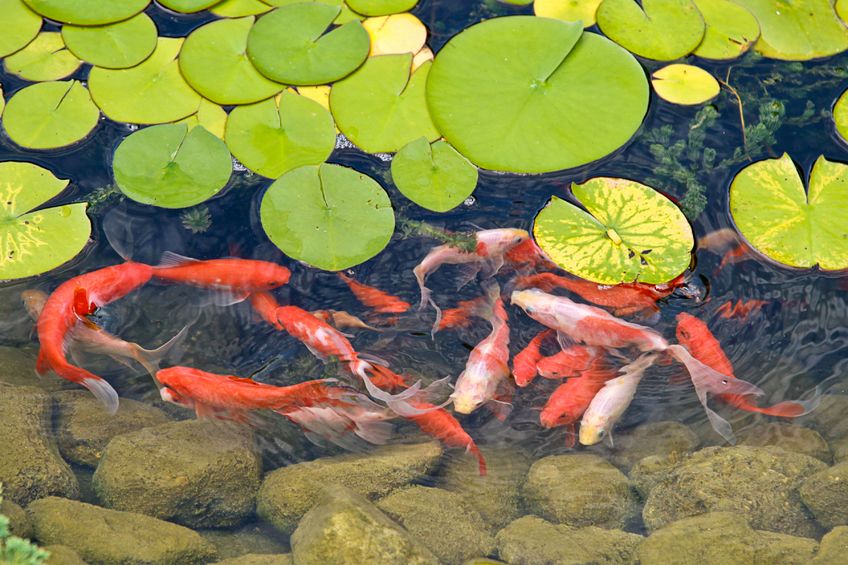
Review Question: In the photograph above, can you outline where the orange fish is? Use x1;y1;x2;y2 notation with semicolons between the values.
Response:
512;329;555;387
311;309;381;332
716;299;768;320
153;252;290;297
436;295;488;332
536;345;600;380
503;238;557;271
338;273;411;314
249;291;283;329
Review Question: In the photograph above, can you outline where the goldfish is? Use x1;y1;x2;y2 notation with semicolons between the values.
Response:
35;261;154;413
503;238;557;271
249;291;284;330
435;295;488;333
536;345;600;380
407;402;487;475
338;272;411;314
153;252;291;300
311;309;381;332
698;227;753;271
512;329;555;387
716;299;769;320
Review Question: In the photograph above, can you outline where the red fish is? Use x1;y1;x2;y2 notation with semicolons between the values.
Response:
36;262;154;413
503;238;557;271
311;309;380;332
436;295;488;332
716;299;768;320
536;345;600;380
512;329;555;387
249;291;283;329
153;252;290;297
338;273;410;314
408;402;487;476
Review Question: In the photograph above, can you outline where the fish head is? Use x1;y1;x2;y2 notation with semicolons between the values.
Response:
259;264;292;289
450;375;487;414
451;393;481;414
159;385;192;408
674;312;700;344
578;417;608;446
21;289;48;319
540;406;571;429
509;288;546;313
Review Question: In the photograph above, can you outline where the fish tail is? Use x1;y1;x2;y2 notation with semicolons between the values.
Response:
133;325;191;378
468;442;487;477
731;391;821;418
56;363;119;414
414;265;430;311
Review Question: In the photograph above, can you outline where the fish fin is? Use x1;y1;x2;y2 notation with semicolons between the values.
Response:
414;265;430;311
741;387;822;418
35;349;50;376
352;418;394;445
73;288;96;317
606;428;615;448
556;331;574;351
479;255;505;280
133;325;191;377
485;399;513;421
358;353;390;367
564;424;577;448
667;344;763;397
469;444;488;476
455;263;482;290
206;289;250;307
156;250;201;268
80;377;120;415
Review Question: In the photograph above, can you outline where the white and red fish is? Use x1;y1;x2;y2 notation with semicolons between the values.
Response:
536;345;600;380
311;309;381;332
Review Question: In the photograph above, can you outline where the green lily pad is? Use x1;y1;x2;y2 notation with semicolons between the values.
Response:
534;0;603;27
0;0;42;58
838;0;848;23
0;162;91;280
224;89;335;178
263;0;363;23
391;137;477;212
651;64;719;105
346;0;416;16
733;0;848;60
113;123;232;209
3;80;99;149
179;17;283;105
426;16;648;173
159;0;220;13
177;99;228;139
89;37;201;124
61;13;157;69
210;0;272;17
22;0;149;25
692;0;759;60
0;86;4;115
260;163;394;270
3;32;81;82
331;53;438;153
247;3;370;85
597;0;705;61
533;177;694;284
729;154;848;270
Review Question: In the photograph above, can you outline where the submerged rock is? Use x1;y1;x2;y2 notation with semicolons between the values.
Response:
93;420;261;528
200;522;289;560
830;437;848;463
43;545;88;565
27;497;216;564
808;394;848;441
290;485;439;565
800;460;848;528
2;498;33;538
258;442;442;535
601;421;699;470
811;526;848;565
0;346;39;387
211;555;293;565
628;451;689;497
521;453;639;529
377;485;496;564
739;422;832;463
0;384;79;505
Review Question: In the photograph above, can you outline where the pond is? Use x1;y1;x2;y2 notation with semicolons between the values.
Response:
1;1;847;564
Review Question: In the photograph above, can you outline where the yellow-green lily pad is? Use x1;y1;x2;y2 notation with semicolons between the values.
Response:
729;154;848;270
3;32;81;82
177;99;228;139
22;0;149;25
391;137;478;212
533;177;694;284
838;0;848;23
692;0;759;60
651;64;719;105
346;0;416;16
159;0;220;12
534;0;602;27
263;0;363;24
363;13;427;56
210;0;272;17
0;0;42;58
597;0;705;61
61;13;157;69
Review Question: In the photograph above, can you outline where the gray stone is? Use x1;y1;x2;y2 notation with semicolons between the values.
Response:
800;460;848;529
602;421;699;470
211;555;292;565
2;497;32;538
44;545;89;565
739;422;832;463
811;526;848;565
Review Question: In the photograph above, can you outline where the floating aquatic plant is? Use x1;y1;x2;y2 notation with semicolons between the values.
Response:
180;205;212;234
597;0;705;61
1;485;50;564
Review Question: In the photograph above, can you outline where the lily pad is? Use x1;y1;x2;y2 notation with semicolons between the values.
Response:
363;13;427;56
534;0;603;27
3;32;81;82
533;177;694;284
210;0;272;17
261;163;394;270
331;53;439;153
346;0;416;16
391;137;477;212
0;0;42;58
733;0;848;60
651;64;719;105
22;0;149;25
0;162;90;280
224;89;335;178
729;154;848;270
412;45;433;70
263;0;363;24
89;37;201;124
247;3;370;85
61;13;157;69
113;123;232;209
692;0;759;60
179;17;283;105
597;0;705;61
3;81;99;149
177;99;228;139
426;16;648;173
158;0;220;13
839;0;848;23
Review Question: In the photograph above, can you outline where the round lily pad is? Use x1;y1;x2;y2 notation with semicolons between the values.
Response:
113;123;232;209
177;99;228;139
597;0;705;61
3;32;81;82
331;53;439;153
346;0;416;16
179;17;283;105
247;3;370;85
533;177;694;284
692;0;759;60
0;0;42;58
263;0;363;24
158;0;219;13
0;162;90;280
61;13;157;69
260;163;395;270
89;37;201;124
391;137;478;212
834;88;848;145
534;0;603;28
22;0;149;25
651;64;719;105
426;16;648;173
3;81;99;149
225;89;336;178
363;13;427;56
839;0;848;23
412;45;433;70
729;154;848;270
210;0;272;17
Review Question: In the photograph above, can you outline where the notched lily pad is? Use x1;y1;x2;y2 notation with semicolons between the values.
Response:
210;0;272;17
363;13;427;56
651;64;719;105
177;99;228;139
729;154;848;270
597;0;705;61
263;0;363;24
23;0;149;25
3;80;99;149
391;137;478;212
534;177;694;284
0;0;42;58
3;32;81;82
347;0;417;16
158;0;220;13
534;0;603;28
692;0;759;60
61;13;157;69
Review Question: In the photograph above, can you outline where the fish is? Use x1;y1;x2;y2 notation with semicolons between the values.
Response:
435;295;488;333
249;291;284;330
716;299;769;320
536;345;600;380
35;261;154;413
406;402;487;476
512;329;555;387
698;228;752;271
503;238;557;271
311;309;381;332
510;289;764;443
338;272;411;314
675;312;818;418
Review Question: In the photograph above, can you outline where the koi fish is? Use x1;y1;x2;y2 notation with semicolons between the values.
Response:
503;238;557;271
311;309;381;332
407;402;487;476
436;295;488;333
716;299;769;320
698;228;752;270
338;273;411;314
35;262;154;413
249;291;284;330
536;345;600;380
512;329;555;387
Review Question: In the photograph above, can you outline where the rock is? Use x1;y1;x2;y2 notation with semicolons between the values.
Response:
628;452;689;497
831;437;848;463
496;515;642;565
0;384;79;505
755;530;819;565
258;442;442;535
200;522;289;559
739;422;832;463
800;460;848;528
27;497;216;564
377;485;496;564
808;395;848;440
211;556;292;565
44;545;89;565
642;446;825;537
290;485;439;565
0;346;38;387
521;453;639;529
601;421;699;470
54;391;170;468
2;497;33;538
811;526;848;565
92;419;260;528
439;446;531;529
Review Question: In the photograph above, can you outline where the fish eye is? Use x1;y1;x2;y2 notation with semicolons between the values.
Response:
525;305;535;313
596;428;606;438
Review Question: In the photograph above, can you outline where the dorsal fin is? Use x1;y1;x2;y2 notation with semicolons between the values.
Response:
157;251;201;269
226;375;260;385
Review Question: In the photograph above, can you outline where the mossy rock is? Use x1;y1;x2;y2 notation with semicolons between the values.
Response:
0;345;38;386
800;460;848;529
200;523;289;560
211;555;293;565
2;497;33;538
807;395;848;440
599;421;699;470
377;485;496;564
628;451;690;498
739;422;832;463
93;420;261;528
521;453;639;529
44;544;89;565
811;526;848;565
257;442;442;535
756;530;819;565
831;437;848;463
495;515;643;565
0;384;79;505
27;497;217;564
290;485;439;565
